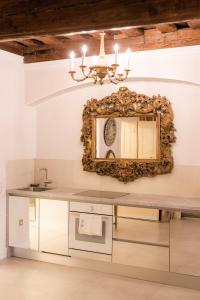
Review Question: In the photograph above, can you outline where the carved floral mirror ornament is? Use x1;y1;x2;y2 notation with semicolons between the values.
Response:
81;87;176;183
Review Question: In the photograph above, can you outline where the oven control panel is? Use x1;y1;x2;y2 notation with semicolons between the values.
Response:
70;201;113;216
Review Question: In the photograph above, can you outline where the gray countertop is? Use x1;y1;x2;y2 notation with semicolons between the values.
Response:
7;187;200;212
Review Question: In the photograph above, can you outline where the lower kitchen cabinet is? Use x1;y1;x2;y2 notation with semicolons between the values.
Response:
112;240;169;271
9;196;200;280
39;199;69;255
9;196;69;255
170;217;200;276
9;196;39;250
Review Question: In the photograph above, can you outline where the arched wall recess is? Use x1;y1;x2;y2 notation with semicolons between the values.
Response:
81;87;176;183
29;77;199;107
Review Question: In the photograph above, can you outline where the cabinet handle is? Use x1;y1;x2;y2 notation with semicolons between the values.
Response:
18;219;23;226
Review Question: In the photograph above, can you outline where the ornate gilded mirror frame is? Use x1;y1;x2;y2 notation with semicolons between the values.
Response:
81;87;176;183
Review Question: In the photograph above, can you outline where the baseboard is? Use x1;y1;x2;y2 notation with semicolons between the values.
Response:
12;247;200;291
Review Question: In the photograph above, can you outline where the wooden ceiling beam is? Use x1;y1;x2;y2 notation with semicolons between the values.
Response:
17;38;45;48
23;27;200;63
0;42;23;55
156;24;177;33
0;0;199;41
64;34;91;42
34;36;68;45
144;29;163;43
187;19;200;28
124;28;144;37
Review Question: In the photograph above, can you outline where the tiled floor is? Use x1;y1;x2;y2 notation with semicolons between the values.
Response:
0;258;200;300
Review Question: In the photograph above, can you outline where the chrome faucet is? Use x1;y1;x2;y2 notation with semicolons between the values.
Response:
39;168;52;188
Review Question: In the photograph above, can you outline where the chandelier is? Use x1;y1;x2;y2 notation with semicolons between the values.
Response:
68;32;131;85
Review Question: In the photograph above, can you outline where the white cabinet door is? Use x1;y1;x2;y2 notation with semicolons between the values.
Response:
9;196;30;248
9;196;39;250
138;121;157;159
170;218;200;276
40;199;69;255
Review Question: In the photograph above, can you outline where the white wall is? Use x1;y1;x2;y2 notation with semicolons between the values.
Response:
25;46;200;105
34;81;200;165
25;46;200;163
0;51;36;258
25;46;200;197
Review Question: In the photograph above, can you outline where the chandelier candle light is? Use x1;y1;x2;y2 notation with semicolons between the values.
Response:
69;32;131;85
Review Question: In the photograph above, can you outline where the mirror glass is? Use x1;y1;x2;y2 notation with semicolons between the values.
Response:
95;115;159;159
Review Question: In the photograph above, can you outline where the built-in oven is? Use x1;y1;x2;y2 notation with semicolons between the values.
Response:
69;202;113;255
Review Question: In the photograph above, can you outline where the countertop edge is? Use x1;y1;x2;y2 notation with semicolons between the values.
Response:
7;188;200;213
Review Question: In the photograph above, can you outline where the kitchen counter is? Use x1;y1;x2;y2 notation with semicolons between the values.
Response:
7;187;200;212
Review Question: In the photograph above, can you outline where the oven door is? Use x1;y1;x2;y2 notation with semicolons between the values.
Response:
69;212;112;254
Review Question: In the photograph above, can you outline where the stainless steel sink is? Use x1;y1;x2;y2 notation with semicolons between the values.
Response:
19;187;52;192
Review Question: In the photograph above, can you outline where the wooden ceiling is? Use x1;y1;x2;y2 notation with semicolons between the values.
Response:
0;0;199;63
0;20;199;64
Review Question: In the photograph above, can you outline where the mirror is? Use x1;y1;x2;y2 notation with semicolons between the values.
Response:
95;115;160;160
81;87;176;182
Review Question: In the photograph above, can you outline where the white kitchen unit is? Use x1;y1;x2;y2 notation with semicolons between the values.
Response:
8;189;200;290
9;196;39;250
40;199;69;255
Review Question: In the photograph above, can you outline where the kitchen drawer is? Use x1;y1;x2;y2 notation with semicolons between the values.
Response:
70;201;112;215
112;240;169;271
69;249;112;262
117;206;159;220
113;218;169;246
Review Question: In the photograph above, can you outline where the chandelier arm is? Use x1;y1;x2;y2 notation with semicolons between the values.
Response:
114;75;127;82
108;78;119;85
107;69;116;79
113;69;131;82
107;72;120;85
80;66;93;78
87;72;98;84
68;70;90;82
